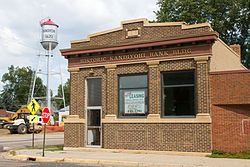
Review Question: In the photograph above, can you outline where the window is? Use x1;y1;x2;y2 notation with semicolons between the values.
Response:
162;70;195;117
87;78;102;106
118;74;148;117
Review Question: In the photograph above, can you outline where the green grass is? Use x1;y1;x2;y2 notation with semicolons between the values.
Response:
25;145;64;151
207;150;250;159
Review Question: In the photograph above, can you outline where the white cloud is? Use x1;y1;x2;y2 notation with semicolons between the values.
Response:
0;25;36;82
0;26;27;54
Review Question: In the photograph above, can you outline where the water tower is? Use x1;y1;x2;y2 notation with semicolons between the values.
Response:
27;18;65;116
41;19;58;50
40;19;58;112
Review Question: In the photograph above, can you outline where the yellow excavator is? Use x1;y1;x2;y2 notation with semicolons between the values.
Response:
0;107;42;128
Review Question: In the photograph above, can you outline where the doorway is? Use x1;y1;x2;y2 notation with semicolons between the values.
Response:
86;108;101;146
85;78;102;147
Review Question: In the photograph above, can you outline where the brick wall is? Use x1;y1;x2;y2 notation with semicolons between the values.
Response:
101;59;211;152
230;45;241;57
0;109;12;117
103;123;211;152
65;58;212;151
71;20;213;49
210;70;250;105
148;62;161;114
70;72;79;116
211;105;249;152
210;70;250;153
64;123;85;147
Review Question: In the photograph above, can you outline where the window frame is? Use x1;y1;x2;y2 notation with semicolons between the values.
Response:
118;73;148;118
161;70;196;118
86;77;102;107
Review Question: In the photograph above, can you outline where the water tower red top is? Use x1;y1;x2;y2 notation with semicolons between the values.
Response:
41;19;59;27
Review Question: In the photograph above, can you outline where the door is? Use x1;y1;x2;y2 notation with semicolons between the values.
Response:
86;108;101;146
85;78;102;147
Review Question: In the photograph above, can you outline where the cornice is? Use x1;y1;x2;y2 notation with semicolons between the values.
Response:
61;32;218;56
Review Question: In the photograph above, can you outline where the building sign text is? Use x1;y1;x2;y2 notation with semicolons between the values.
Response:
124;91;145;115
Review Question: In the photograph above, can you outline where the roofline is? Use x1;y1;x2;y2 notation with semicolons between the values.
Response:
215;38;247;70
61;32;218;56
70;18;213;44
210;69;250;75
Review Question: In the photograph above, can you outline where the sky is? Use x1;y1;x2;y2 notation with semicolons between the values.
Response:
0;0;158;95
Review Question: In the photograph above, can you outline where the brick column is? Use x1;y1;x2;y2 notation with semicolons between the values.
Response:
105;65;117;115
65;67;85;148
64;115;85;147
195;57;210;114
147;61;161;115
69;67;80;115
78;71;85;119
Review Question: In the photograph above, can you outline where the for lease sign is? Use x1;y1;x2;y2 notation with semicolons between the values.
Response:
124;90;145;115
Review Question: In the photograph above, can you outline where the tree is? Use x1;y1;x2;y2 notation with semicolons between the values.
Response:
55;78;70;109
0;65;46;111
0;86;19;111
154;0;249;68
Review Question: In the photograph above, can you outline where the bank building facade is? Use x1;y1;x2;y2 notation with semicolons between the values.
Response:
60;18;249;153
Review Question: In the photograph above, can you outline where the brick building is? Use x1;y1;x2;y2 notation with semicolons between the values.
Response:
0;109;12;117
210;70;250;153
60;18;249;153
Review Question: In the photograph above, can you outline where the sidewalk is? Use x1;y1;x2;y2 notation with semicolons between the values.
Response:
2;148;250;167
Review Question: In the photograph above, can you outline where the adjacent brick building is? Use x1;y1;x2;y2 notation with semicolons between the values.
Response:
60;18;249;153
210;70;250;152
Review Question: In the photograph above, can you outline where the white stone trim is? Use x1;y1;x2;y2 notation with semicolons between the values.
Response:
102;113;211;124
64;115;85;124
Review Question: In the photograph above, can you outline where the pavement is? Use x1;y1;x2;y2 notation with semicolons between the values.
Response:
1;148;249;167
0;132;63;150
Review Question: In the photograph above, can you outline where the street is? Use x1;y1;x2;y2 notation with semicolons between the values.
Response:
0;129;63;150
0;129;127;166
0;153;129;167
0;156;117;167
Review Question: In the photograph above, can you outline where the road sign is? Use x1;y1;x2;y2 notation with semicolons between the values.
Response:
42;108;50;157
42;108;50;124
27;99;40;115
29;115;38;123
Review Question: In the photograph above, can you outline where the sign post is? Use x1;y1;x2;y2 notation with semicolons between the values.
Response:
42;108;50;157
27;98;40;148
29;115;38;147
